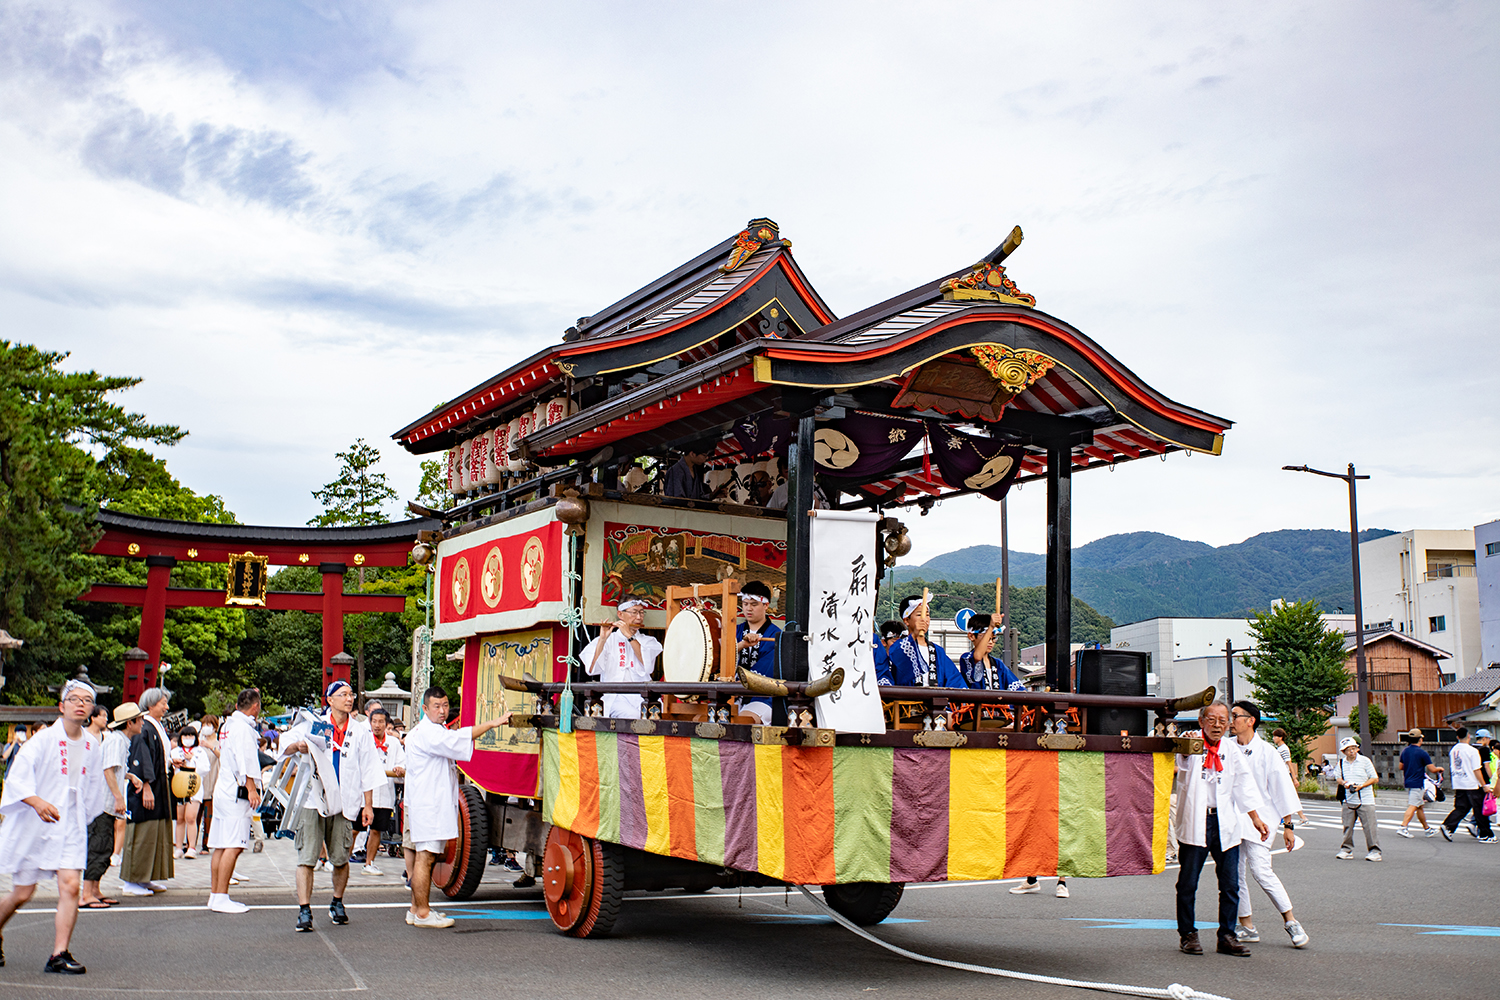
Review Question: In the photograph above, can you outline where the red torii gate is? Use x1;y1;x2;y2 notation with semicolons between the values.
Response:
78;510;440;702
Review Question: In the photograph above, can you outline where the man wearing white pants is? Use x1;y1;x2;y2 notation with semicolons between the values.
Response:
206;688;262;913
1229;701;1309;948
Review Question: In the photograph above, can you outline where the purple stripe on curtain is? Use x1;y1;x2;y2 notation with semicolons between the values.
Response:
889;748;949;882
1105;753;1154;876
718;739;758;871
615;734;648;851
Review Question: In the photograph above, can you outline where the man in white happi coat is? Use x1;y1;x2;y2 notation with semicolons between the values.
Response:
1173;700;1270;958
403;685;507;929
581;597;663;719
205;687;263;914
280;680;383;932
358;706;405;875
0;680;108;975
1228;700;1309;949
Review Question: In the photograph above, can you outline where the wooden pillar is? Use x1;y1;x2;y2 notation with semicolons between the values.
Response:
321;563;348;693
1045;443;1072;692
137;555;175;691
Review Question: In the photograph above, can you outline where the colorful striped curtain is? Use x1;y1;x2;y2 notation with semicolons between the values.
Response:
542;730;1171;886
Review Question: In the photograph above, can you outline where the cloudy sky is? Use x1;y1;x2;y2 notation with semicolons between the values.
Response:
4;1;1496;562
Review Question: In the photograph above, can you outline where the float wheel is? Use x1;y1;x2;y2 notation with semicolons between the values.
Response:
822;881;905;925
434;784;490;900
543;827;624;937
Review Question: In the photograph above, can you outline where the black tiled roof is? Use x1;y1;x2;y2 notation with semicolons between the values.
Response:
95;509;440;545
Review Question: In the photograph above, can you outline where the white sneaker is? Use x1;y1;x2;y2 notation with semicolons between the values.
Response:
1055;883;1069;898
1234;924;1259;942
1396;826;1413;838
229;876;242;886
362;863;383;876
121;882;155;896
1366;850;1382;862
110;853;122;867
208;895;249;914
1335;848;1354;860
1285;920;1309;948
1424;827;1439;837
411;911;455;928
318;859;334;873
1009;882;1042;894
147;881;167;892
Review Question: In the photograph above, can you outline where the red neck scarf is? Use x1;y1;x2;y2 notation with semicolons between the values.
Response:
373;733;387;753
1203;737;1224;772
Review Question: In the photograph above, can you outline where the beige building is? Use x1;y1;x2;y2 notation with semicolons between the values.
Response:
1359;529;1480;680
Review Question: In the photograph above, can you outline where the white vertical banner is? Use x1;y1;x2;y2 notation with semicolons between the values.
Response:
808;510;887;734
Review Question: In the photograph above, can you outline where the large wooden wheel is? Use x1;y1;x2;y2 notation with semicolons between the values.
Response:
822;881;905;925
542;826;624;937
434;784;490;901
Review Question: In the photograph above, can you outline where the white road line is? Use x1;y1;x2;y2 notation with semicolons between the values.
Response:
315;925;369;992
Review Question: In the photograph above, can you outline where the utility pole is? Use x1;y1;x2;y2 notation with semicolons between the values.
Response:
1283;463;1373;749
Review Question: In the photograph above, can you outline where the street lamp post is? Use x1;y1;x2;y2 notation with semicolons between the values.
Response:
1283;463;1373;749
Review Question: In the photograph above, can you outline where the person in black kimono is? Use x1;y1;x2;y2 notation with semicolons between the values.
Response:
121;687;175;895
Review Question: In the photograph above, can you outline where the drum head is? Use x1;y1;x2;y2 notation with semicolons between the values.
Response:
663;607;722;683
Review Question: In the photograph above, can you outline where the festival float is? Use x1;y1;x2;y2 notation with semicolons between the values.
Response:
392;218;1230;934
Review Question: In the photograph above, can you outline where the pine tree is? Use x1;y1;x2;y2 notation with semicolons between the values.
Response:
1243;599;1350;774
308;439;397;528
1;342;183;701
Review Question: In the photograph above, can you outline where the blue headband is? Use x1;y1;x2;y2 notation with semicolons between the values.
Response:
325;680;352;698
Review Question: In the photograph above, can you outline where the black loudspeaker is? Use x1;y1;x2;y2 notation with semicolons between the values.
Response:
1076;649;1150;736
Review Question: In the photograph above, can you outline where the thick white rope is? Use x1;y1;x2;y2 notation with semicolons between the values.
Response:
792;884;1238;1000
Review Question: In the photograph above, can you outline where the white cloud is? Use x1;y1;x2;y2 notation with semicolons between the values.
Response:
1;0;1495;553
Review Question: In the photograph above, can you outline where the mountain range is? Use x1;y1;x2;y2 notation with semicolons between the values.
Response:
888;529;1397;625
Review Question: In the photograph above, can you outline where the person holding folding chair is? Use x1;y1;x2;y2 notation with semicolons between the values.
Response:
280;681;383;932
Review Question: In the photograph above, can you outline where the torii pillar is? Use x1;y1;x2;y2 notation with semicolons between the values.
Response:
132;555;176;698
321;563;351;693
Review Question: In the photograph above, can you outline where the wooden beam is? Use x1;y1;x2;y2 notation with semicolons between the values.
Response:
77;584;405;613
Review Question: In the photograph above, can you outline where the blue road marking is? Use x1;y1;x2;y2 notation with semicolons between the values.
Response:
1381;924;1500;937
444;906;553;920
1065;918;1218;931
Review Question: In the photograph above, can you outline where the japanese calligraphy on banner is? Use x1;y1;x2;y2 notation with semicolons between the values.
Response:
808;510;887;734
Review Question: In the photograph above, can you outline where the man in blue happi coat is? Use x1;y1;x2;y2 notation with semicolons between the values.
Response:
958;613;1025;691
734;581;781;724
885;595;967;688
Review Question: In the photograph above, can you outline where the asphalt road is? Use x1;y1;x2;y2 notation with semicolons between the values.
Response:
1;798;1494;1000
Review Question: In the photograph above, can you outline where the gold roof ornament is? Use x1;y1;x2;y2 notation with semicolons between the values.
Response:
720;217;790;273
969;345;1055;394
938;225;1036;306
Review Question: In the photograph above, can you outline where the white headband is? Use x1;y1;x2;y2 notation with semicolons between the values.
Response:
618;598;650;612
740;593;770;605
61;679;95;703
900;596;926;619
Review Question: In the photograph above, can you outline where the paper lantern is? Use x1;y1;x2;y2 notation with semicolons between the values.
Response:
544;396;574;426
468;434;485;488
506;417;526;472
446;448;458;495
531;400;549;434
491;423;511;477
480;429;500;485
457;438;471;492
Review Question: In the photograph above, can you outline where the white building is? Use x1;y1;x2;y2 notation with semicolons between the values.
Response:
1359;529;1482;678
1477;519;1500;670
1110;613;1356;699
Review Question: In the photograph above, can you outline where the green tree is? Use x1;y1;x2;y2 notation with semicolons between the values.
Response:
0;343;183;702
1347;701;1389;742
72;448;248;712
1243;599;1350;775
308;438;398;527
413;457;449;511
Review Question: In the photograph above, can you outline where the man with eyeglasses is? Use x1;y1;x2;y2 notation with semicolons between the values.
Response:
0;680;108;974
582;598;663;719
1173;700;1270;958
1227;701;1309;948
